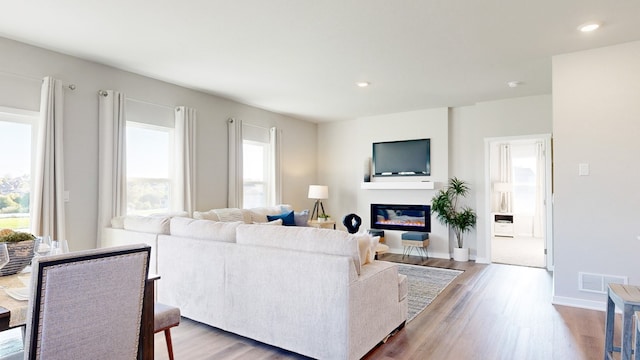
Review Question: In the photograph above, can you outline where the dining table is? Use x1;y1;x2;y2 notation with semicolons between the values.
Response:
0;271;160;359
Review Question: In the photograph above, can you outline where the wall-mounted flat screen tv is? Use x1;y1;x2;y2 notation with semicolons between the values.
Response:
372;138;430;177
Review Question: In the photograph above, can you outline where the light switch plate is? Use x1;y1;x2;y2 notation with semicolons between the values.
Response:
579;163;589;176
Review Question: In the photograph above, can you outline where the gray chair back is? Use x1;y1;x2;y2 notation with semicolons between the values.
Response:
24;244;151;360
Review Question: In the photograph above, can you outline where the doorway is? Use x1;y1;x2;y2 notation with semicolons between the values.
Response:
485;135;553;270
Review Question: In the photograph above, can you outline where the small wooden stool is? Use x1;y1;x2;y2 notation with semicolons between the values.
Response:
401;232;429;260
155;303;181;360
604;284;640;360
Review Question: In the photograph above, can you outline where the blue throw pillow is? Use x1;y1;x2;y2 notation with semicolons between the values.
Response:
267;210;295;226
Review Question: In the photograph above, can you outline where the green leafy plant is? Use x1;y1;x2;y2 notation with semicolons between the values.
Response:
0;230;36;243
431;177;477;249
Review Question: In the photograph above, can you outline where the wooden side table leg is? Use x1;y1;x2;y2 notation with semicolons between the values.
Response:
605;291;615;360
622;304;634;360
635;312;640;360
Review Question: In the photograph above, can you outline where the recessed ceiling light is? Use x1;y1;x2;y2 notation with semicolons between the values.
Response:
578;22;601;32
507;81;522;88
356;81;370;88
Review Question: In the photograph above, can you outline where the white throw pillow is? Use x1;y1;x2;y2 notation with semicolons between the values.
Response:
193;210;220;221
253;219;283;225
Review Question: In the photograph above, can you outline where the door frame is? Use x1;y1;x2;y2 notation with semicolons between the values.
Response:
483;134;554;271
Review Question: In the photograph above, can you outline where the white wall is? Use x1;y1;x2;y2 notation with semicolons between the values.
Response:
0;37;317;251
552;41;640;309
319;96;552;259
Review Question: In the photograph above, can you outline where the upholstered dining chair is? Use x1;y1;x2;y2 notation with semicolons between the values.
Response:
23;244;151;360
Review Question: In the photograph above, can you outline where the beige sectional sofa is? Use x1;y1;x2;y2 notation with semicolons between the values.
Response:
101;206;408;360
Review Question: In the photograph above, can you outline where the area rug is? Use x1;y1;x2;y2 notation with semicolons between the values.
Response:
396;263;463;322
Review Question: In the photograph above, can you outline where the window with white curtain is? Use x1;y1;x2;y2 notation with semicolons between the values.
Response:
0;107;38;230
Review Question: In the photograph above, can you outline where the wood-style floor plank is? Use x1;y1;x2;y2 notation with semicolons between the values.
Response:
154;254;608;360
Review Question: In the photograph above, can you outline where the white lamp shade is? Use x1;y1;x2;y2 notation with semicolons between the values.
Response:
493;182;512;192
308;185;329;199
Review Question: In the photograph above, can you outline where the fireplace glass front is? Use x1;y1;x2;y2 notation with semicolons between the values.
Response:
370;203;431;233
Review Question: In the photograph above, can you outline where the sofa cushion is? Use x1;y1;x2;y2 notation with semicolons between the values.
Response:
267;210;295;226
123;215;171;234
170;217;241;242
236;224;365;275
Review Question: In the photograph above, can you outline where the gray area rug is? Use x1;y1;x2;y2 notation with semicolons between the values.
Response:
396;263;463;322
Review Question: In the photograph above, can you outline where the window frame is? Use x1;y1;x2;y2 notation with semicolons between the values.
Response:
0;106;39;230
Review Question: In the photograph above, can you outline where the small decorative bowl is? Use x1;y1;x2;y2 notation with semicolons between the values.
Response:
0;240;36;276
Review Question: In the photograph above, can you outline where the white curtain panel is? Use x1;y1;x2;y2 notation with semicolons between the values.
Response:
174;106;197;215
97;90;127;246
31;76;66;241
269;127;281;206
499;144;512;213
533;142;545;237
227;118;243;208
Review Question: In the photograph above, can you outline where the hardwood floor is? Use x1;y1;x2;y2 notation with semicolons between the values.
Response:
154;255;608;360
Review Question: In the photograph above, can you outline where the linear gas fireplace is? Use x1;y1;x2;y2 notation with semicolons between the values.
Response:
370;203;431;233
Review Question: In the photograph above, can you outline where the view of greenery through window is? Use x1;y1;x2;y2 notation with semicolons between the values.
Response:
126;123;172;215
0;118;32;230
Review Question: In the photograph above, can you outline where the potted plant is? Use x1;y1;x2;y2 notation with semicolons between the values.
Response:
431;177;477;261
318;214;331;222
0;229;36;276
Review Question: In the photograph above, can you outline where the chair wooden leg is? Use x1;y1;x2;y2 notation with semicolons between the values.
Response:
164;328;174;360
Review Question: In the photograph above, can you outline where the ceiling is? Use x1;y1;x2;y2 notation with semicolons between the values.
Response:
1;1;640;122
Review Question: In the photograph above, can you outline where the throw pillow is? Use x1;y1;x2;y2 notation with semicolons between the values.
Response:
294;209;310;226
267;210;295;226
254;219;283;225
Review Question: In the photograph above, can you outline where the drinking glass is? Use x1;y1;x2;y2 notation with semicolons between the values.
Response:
37;235;52;256
0;244;9;270
51;240;69;255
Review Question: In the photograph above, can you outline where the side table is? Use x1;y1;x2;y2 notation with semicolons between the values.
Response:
604;284;640;360
307;220;336;229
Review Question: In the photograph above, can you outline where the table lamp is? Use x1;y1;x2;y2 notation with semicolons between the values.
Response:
308;185;328;220
493;182;513;213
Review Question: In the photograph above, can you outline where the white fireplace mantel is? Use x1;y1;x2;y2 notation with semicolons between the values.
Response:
360;181;435;190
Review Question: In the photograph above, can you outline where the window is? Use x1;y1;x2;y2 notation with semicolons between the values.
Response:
126;122;173;215
0;107;38;230
242;140;271;208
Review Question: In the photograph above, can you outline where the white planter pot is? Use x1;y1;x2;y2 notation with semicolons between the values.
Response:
452;247;469;262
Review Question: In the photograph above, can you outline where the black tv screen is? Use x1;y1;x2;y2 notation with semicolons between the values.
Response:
372;138;430;177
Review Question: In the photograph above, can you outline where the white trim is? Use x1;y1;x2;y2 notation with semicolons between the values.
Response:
551;296;606;312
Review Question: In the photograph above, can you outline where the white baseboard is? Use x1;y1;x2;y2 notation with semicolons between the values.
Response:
475;257;490;264
551;296;606;312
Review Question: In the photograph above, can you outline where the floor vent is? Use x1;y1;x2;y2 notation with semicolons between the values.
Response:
579;272;628;294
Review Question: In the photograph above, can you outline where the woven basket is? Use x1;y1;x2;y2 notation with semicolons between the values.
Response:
0;240;35;276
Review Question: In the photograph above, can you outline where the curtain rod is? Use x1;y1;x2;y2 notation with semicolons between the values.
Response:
98;90;175;110
0;70;76;90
